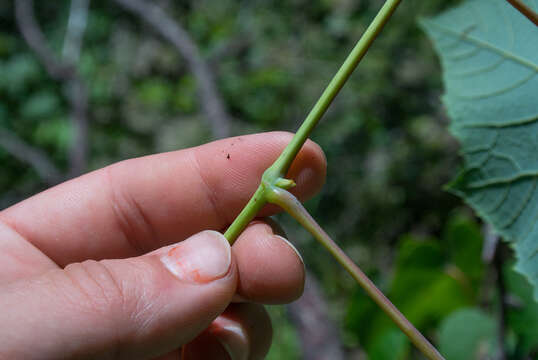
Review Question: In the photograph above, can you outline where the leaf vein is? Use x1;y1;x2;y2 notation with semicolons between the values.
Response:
460;115;538;129
424;21;538;72
466;171;538;188
499;177;537;229
448;58;505;78
451;70;536;100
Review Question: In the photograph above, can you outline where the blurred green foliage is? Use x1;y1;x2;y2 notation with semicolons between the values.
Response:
346;214;480;357
1;0;537;359
439;308;497;360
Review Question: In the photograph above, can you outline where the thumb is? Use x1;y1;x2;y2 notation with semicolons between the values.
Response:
0;230;236;360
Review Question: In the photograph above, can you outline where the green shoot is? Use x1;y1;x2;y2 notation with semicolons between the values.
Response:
223;0;445;359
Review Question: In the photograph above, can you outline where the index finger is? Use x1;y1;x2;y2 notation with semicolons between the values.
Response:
0;132;326;266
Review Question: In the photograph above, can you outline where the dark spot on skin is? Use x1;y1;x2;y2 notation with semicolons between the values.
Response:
226;154;230;159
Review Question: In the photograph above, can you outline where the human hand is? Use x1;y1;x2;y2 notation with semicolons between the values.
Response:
0;132;326;360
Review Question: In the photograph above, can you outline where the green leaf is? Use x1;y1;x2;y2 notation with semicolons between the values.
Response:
136;78;173;108
20;91;60;119
438;308;497;360
358;236;470;348
368;328;410;360
34;117;71;151
442;215;485;291
396;234;445;270
421;0;538;299
0;54;41;95
392;270;469;330
345;287;380;346
172;75;196;113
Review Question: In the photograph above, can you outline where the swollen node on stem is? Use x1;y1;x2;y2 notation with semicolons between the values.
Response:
223;0;445;359
225;0;403;245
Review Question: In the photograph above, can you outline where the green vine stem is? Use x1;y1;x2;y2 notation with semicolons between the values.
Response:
224;0;403;243
223;0;445;359
265;186;444;360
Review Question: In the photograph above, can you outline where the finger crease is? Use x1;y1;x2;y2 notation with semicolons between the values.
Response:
105;165;159;255
190;150;229;227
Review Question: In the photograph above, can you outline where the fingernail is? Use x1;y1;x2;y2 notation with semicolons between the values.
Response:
275;235;304;267
210;317;249;360
160;230;231;284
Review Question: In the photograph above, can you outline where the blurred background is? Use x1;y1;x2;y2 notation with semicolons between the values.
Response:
0;0;536;359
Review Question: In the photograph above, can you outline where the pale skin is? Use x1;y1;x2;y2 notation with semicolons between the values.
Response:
0;131;327;360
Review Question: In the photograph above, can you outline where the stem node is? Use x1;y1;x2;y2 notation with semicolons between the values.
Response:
223;1;445;359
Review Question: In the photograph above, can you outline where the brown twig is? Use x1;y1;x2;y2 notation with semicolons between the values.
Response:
15;0;75;81
60;0;90;177
62;0;90;63
482;224;508;360
0;130;62;186
506;0;538;26
65;77;89;177
114;0;232;139
482;223;500;263
15;0;90;177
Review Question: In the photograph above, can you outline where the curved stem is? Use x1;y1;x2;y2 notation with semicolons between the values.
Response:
223;1;446;358
266;187;445;360
224;0;402;243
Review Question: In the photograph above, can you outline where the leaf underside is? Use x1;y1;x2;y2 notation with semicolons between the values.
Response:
421;0;538;299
